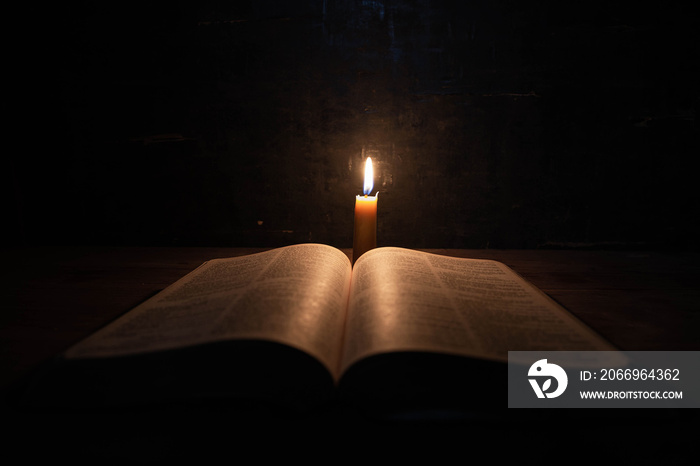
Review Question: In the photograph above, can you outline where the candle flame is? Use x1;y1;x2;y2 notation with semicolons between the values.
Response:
363;157;373;195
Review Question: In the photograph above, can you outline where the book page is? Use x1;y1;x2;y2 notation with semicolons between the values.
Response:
340;247;616;373
64;244;352;378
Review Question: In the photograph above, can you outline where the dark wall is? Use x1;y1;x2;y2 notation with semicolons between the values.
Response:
10;1;698;249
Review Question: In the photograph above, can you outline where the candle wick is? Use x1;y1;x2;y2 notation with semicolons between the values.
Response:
364;194;368;198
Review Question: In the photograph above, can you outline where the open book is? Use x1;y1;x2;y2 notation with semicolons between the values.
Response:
26;244;617;415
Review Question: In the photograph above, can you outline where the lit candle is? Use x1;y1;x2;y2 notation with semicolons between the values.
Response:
353;157;378;264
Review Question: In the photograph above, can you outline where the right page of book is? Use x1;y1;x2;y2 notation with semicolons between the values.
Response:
340;247;616;373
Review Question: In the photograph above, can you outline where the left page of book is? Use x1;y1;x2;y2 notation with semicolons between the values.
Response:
64;244;353;378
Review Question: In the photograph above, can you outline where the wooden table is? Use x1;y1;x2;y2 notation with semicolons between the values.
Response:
4;246;699;390
3;246;699;459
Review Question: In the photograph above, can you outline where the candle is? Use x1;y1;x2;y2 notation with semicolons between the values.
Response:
353;157;378;264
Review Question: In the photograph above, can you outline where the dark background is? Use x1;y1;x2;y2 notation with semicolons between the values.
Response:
10;0;698;250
